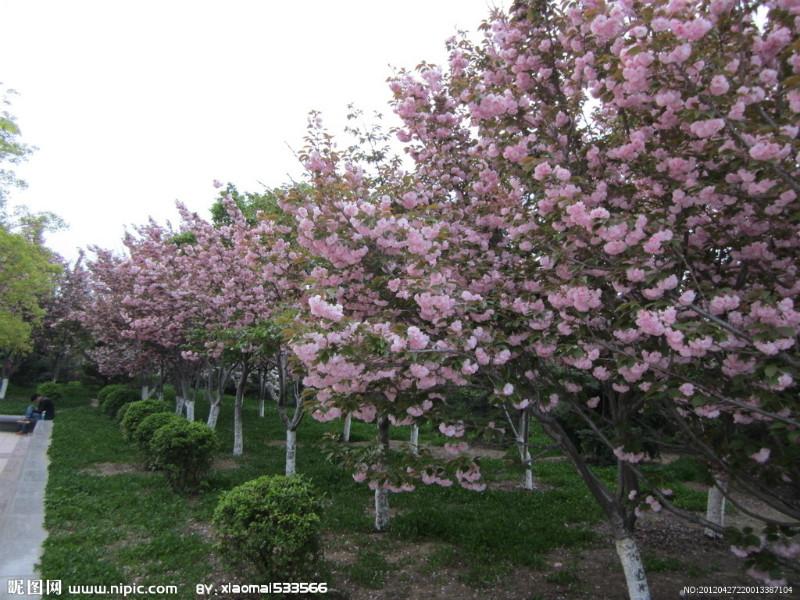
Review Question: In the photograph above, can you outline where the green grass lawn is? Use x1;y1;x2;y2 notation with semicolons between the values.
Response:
1;382;711;598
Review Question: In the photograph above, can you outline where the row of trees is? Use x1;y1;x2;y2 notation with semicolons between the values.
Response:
64;1;800;598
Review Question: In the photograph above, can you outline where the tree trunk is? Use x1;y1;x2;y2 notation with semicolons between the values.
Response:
179;376;195;422
615;536;651;600
705;472;728;539
141;385;150;401
539;413;650;600
185;400;195;422
206;365;229;431
518;409;535;490
258;369;267;417
286;429;297;476
233;362;249;457
274;351;305;473
410;424;419;455
157;365;165;401
207;400;221;430
374;486;390;532
342;413;352;442
51;354;63;383
374;415;391;532
0;378;8;400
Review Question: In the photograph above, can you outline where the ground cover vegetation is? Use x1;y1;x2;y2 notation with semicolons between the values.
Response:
2;382;768;600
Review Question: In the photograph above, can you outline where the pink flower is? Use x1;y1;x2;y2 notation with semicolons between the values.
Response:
709;294;740;315
494;349;512;365
587;396;601;409
407;326;430;350
439;421;465;438
679;383;695;396
749;142;783;161
613;446;646;464
603;240;627;255
590;14;622;42
406;405;424;417
512;398;530;410
445;442;469;455
626;268;646;282
645;495;662;512
461;359;478;375
709;75;730;95
308;295;344;322
533;162;552;181
663;43;692;64
502;383;514;396
675;17;712;41
689;118;725;138
643;229;673;254
554;166;571;181
410;363;430;379
730;546;752;559
750;447;771;463
636;310;665;336
567;286;602;312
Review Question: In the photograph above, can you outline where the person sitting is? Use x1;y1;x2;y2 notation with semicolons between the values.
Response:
16;395;41;434
37;395;55;420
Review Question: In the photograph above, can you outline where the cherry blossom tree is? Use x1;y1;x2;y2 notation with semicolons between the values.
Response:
81;247;162;384
291;0;800;595
33;251;92;382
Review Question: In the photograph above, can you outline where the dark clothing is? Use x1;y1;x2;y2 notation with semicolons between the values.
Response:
38;397;55;420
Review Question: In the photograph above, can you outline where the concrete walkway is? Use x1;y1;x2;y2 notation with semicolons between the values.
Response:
0;421;52;600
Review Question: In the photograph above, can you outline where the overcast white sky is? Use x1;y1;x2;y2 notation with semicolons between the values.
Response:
1;0;502;262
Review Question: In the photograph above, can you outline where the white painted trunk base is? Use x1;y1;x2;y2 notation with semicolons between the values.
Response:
410;424;419;455
374;487;390;532
705;476;727;539
342;413;352;442
523;465;534;491
615;537;651;600
141;385;150;401
0;378;8;400
207;402;221;430
185;400;195;422
175;396;185;416
258;397;265;418
233;398;243;456
286;429;297;476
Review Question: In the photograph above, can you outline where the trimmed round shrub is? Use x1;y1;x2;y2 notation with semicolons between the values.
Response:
36;382;64;401
120;400;171;440
133;412;184;462
98;383;130;402
101;387;139;418
149;420;219;492
212;475;323;580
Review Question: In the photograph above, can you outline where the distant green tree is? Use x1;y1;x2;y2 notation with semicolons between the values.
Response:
0;85;34;222
0;227;60;395
210;182;303;228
